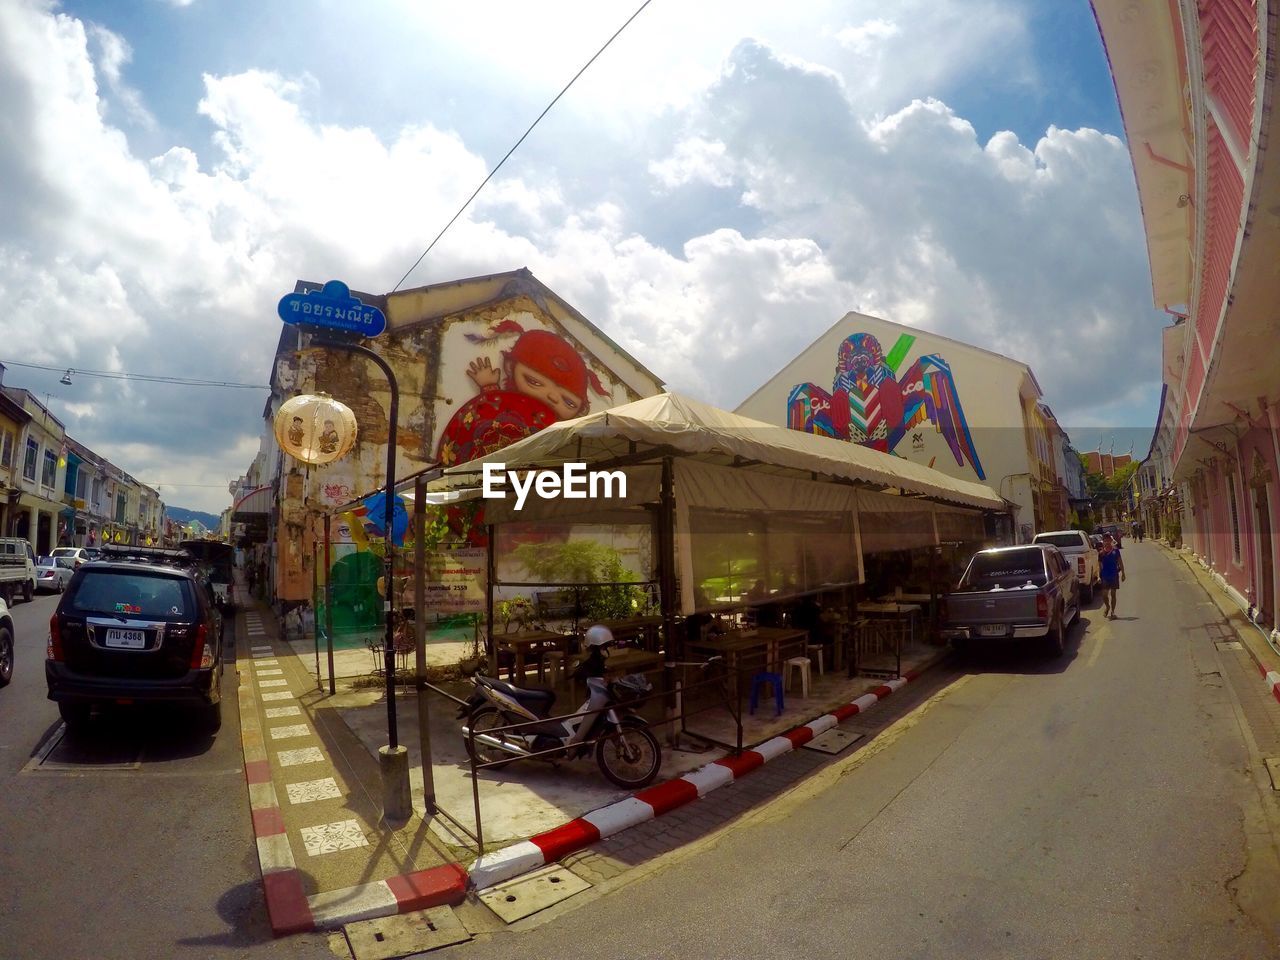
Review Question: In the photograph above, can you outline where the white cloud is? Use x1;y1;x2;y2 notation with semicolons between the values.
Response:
0;0;1159;511
836;18;901;55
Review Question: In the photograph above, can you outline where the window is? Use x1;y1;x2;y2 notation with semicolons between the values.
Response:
22;438;38;482
115;493;126;523
75;470;88;500
41;450;57;488
1229;472;1242;564
0;430;12;469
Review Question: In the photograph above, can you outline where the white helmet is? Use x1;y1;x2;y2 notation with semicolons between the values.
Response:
584;624;614;648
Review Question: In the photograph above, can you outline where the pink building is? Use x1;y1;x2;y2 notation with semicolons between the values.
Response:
1094;1;1280;637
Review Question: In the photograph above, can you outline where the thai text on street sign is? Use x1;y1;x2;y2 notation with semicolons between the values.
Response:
278;279;386;338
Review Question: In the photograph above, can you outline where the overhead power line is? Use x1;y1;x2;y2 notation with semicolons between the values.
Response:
391;0;655;292
0;359;268;390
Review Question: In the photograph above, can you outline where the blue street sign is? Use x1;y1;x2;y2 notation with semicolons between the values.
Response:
278;280;387;338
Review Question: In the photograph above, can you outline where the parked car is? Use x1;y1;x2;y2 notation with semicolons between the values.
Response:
0;537;37;605
1032;529;1101;602
941;544;1080;657
35;556;76;593
178;540;236;610
46;548;225;732
50;546;94;568
1095;523;1125;545
0;594;13;687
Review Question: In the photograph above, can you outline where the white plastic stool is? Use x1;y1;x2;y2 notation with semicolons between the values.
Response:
543;651;566;686
805;644;825;676
784;656;811;699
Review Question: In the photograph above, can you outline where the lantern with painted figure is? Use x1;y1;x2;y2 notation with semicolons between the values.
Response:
273;394;358;465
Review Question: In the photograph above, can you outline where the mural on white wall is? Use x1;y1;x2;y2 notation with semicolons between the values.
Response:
435;316;616;467
787;332;986;480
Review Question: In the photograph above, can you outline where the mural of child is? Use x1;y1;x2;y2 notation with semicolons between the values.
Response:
435;319;609;467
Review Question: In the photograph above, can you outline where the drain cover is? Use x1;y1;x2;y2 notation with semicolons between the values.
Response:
345;906;469;959
1265;758;1280;791
478;864;591;923
1215;640;1243;651
803;728;864;755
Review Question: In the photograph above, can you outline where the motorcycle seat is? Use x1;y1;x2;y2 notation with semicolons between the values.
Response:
478;675;557;715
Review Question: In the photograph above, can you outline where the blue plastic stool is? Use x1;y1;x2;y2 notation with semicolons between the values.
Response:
748;671;784;716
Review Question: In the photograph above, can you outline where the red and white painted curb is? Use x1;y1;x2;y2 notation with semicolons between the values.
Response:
238;649;466;935
470;670;925;889
1256;664;1280;705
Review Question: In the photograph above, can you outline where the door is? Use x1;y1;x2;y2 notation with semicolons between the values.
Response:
1255;486;1274;627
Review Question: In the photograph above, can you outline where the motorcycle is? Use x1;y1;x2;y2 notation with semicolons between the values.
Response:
457;670;662;789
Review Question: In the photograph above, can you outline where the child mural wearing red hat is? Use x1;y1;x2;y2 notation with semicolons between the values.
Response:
435;319;609;467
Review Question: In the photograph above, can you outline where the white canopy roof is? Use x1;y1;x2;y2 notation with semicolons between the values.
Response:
433;392;1006;512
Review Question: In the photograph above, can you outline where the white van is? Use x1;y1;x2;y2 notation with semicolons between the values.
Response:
0;537;38;604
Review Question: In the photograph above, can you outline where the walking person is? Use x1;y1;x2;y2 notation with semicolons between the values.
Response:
1099;534;1126;619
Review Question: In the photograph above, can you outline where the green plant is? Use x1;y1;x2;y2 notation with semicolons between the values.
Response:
496;595;541;633
511;540;647;622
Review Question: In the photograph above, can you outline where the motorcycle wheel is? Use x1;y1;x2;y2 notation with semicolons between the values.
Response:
464;706;516;770
595;716;661;789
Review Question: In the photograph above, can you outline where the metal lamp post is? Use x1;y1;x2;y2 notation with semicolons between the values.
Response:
277;280;410;820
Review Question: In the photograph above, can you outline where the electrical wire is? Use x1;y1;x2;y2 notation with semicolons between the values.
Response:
0;358;267;390
390;0;655;292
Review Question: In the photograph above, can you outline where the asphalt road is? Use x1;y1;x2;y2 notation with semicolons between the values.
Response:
443;543;1280;959
0;592;339;959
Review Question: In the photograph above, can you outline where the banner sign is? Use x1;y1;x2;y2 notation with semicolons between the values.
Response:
421;547;486;614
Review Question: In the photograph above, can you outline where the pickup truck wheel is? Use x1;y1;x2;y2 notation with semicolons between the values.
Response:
1082;582;1094;604
23;579;33;603
1045;615;1066;658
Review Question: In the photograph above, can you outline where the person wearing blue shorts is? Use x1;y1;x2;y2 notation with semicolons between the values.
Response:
1099;534;1126;619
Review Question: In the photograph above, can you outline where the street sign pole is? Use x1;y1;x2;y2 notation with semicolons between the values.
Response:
278;280;410;820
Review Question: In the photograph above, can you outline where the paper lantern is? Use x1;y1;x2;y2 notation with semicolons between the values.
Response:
273;393;358;465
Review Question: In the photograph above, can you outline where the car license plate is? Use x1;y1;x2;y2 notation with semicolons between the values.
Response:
977;624;1008;637
105;628;147;649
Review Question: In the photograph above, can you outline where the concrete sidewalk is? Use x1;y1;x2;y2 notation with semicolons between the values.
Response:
1156;540;1280;705
232;580;466;937
233;565;957;934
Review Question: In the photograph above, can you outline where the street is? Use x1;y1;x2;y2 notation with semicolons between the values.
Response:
435;542;1280;959
0;593;338;960
2;543;1278;959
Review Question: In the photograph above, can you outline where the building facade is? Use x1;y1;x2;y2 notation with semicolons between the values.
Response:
1094;0;1280;635
255;268;665;604
735;311;1066;542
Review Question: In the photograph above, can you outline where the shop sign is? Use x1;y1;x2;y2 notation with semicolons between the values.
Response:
277;280;386;338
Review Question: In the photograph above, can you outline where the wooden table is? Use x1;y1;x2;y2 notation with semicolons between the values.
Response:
495;629;574;682
605;648;663;674
690;627;808;676
877;593;935;605
594;616;664;651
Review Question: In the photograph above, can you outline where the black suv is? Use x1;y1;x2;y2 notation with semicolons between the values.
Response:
46;546;225;732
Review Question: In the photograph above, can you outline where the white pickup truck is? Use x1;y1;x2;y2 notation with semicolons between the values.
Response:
1032;530;1100;602
0;537;37;605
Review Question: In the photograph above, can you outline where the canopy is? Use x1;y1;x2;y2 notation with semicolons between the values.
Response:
432;392;1006;511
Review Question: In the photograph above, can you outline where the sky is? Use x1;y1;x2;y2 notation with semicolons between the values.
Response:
0;0;1165;514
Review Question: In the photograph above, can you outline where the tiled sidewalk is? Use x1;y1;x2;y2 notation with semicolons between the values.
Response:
233;593;465;936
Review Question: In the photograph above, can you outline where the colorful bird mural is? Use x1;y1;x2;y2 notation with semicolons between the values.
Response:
787;332;986;480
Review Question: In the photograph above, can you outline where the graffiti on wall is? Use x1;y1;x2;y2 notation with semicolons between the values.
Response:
787;332;986;480
435;318;609;466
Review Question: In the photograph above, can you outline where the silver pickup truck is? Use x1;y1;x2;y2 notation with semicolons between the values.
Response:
941;544;1080;657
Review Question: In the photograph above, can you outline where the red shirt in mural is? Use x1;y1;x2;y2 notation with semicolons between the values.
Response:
435;323;607;467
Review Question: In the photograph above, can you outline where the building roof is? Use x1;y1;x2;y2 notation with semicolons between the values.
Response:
273;268;665;400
